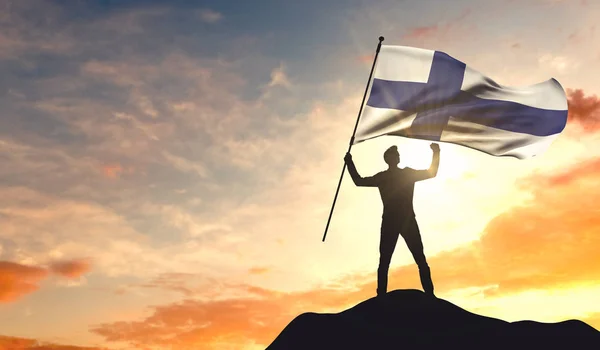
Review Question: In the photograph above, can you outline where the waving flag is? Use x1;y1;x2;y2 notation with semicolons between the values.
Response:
354;45;569;158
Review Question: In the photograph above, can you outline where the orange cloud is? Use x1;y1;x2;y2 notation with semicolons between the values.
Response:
402;10;471;41
0;262;48;303
0;334;106;350
49;259;92;279
101;164;123;179
101;164;133;179
527;157;600;187
404;25;440;40
566;89;600;132
568;31;581;44
91;283;375;349
249;267;270;275
356;54;374;65
137;273;199;297
0;259;93;303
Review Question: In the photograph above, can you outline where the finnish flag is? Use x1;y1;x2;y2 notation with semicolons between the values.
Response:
354;45;569;159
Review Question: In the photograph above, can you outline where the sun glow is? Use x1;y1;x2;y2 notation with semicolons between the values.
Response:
350;136;474;180
395;139;471;180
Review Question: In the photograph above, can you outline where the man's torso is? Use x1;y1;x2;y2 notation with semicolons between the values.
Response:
374;168;419;221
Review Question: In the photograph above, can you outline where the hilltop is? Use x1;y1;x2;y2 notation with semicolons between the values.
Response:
266;289;600;350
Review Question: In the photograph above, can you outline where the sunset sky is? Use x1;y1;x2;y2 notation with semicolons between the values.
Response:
1;0;600;349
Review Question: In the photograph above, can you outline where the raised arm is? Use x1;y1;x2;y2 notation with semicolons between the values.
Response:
344;153;379;187
412;143;441;181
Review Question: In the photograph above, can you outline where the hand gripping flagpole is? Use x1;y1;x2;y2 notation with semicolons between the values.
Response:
322;36;384;242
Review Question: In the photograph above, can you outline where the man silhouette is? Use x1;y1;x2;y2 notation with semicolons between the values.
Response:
344;143;440;297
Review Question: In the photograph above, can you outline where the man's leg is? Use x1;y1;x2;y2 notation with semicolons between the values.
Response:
377;222;400;297
401;216;435;296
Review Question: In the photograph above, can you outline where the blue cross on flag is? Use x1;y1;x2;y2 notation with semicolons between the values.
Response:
354;45;569;159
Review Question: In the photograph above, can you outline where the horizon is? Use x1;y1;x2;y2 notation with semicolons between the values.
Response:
1;0;600;349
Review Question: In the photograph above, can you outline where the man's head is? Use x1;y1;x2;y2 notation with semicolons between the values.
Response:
383;145;399;166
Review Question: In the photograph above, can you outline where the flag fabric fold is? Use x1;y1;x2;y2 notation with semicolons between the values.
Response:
354;45;569;159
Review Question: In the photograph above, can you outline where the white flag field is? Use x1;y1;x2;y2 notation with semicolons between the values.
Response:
354;45;569;159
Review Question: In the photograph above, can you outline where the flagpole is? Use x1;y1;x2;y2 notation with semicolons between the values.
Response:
322;36;384;242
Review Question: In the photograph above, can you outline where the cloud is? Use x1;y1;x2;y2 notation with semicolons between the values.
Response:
0;11;325;302
135;273;202;297
161;151;208;178
0;187;166;279
249;267;270;275
90;283;375;349
49;258;92;279
113;112;160;141
266;63;291;89
76;52;266;177
402;10;471;42
566;89;600;132
356;54;374;65
0;258;92;303
538;54;580;73
0;261;48;303
0;334;106;350
0;1;74;60
90;7;170;35
198;9;223;23
535;0;580;3
101;164;124;179
0;40;280;281
158;205;233;240
404;25;440;40
525;157;600;187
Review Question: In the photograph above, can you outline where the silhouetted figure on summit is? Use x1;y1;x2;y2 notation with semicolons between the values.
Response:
344;143;440;297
